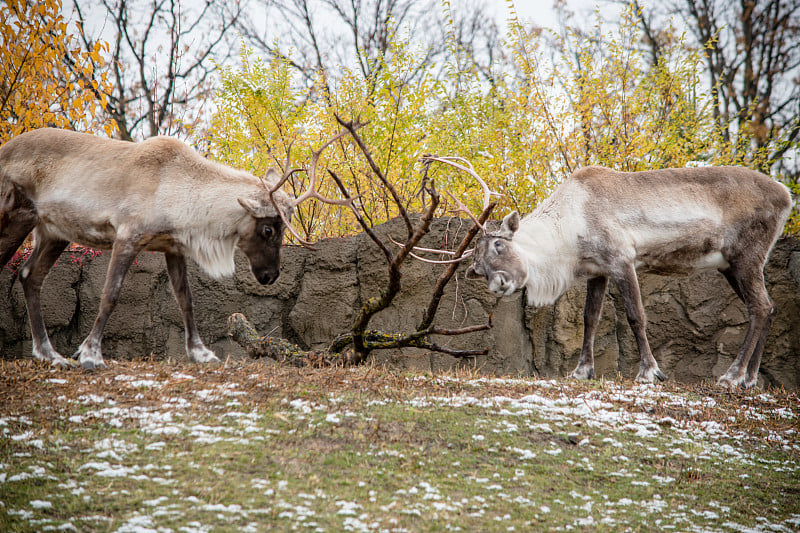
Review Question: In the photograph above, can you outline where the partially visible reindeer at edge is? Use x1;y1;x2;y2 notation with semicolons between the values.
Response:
420;159;792;388
0;128;303;370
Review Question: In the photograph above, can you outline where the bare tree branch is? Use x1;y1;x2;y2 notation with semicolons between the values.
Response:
245;128;493;365
68;0;242;140
629;0;800;176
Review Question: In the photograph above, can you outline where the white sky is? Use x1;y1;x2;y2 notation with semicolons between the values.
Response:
486;0;621;31
490;0;561;29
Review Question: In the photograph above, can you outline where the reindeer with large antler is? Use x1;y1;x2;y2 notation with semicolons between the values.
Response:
0;128;296;369
424;161;792;389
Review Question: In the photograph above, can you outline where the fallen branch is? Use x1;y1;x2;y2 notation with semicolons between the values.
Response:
227;313;313;366
227;312;491;367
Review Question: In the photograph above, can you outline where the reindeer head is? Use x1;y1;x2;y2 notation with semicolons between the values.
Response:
236;168;294;285
465;211;528;298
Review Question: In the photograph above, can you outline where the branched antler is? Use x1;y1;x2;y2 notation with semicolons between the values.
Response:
387;234;473;264
409;155;500;331
420;154;500;235
320;128;495;363
268;127;364;246
418;201;496;332
391;154;500;266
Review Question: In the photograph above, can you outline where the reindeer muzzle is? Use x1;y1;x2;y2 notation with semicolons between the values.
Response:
255;267;280;285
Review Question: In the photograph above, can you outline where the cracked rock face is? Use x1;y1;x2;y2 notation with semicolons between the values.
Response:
2;219;799;390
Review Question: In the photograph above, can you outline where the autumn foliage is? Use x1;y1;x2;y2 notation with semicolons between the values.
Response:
204;5;796;241
0;1;796;238
0;0;115;143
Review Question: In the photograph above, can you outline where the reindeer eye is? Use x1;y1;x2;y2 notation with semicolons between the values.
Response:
494;240;504;251
262;226;274;239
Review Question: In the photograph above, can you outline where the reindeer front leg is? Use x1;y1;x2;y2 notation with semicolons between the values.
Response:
570;276;608;380
19;235;74;368
165;252;220;364
612;264;666;384
75;237;142;370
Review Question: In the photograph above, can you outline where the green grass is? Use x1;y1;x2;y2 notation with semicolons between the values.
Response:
1;359;798;531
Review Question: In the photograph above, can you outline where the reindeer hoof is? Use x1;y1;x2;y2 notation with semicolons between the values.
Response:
717;376;740;389
570;366;595;380
717;369;747;389
635;366;666;384
187;347;220;364
52;356;78;369
81;359;108;371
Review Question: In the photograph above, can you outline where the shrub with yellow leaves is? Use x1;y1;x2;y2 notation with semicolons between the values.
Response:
204;4;796;240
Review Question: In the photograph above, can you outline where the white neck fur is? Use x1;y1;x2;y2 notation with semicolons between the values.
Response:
514;206;580;307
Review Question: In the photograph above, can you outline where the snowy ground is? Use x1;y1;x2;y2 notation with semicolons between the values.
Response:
1;360;798;531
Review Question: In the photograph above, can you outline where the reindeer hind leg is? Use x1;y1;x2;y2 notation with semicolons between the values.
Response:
0;181;38;267
717;263;774;389
744;301;776;388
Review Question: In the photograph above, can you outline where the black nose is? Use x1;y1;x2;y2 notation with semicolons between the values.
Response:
256;269;279;285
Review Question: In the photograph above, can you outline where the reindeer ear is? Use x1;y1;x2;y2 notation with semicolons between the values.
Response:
499;211;520;238
263;167;281;185
0;184;12;212
238;196;271;218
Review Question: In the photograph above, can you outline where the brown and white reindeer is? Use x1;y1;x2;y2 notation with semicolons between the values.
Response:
0;128;297;370
421;161;792;388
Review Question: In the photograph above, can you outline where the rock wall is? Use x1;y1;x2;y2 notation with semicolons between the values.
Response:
2;217;799;389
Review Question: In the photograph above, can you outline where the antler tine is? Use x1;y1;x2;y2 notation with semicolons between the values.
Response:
258;135;313;245
421;155;496;210
267;167;315;247
283;217;315;247
407;250;475;264
446;192;487;232
263;135;303;193
268;166;304;192
267;135;304;196
290;128;354;209
420;155;500;233
386;234;474;263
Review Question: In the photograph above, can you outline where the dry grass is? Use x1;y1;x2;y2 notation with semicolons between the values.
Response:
2;357;797;445
1;358;798;531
